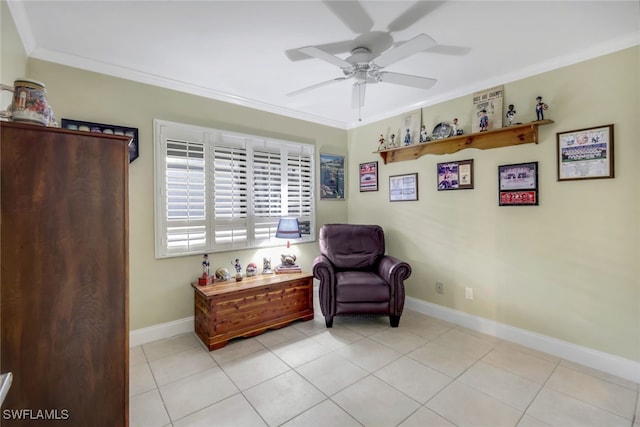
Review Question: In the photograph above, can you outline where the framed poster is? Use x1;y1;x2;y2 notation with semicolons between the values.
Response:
498;161;538;206
437;159;474;191
359;161;378;192
556;124;614;181
61;118;139;163
472;85;503;133
319;153;345;199
389;173;418;202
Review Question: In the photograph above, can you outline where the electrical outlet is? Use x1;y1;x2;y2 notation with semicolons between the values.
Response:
465;287;474;300
435;281;444;294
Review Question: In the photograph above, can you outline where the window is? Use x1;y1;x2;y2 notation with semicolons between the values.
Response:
154;120;315;258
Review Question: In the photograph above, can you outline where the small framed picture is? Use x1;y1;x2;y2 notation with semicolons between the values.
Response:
556;124;614;181
389;173;418;202
498;161;538;206
359;161;378;192
437;159;474;191
319;153;345;200
61;118;139;163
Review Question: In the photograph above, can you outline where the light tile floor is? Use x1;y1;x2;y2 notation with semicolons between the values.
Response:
131;300;639;427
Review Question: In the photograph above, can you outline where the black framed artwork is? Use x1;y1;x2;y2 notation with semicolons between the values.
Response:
61;118;139;163
498;161;538;206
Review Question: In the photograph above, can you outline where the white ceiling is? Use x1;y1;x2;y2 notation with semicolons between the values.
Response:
8;1;640;129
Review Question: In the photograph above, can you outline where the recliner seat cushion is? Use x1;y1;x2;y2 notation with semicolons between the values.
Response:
335;271;390;303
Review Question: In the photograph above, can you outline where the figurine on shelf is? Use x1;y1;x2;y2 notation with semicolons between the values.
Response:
198;253;214;286
419;125;429;143
202;254;210;277
479;109;488;132
378;134;386;151
263;257;272;274
506;104;516;126
452;118;463;136
403;128;411;146
535;96;548;121
388;134;397;147
232;258;242;280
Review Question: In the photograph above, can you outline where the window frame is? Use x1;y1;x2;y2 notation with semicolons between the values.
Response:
154;119;315;259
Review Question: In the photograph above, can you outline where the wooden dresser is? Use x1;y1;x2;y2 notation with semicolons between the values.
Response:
192;272;314;350
0;122;129;426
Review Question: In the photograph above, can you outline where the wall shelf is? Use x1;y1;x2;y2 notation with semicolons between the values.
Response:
375;120;554;164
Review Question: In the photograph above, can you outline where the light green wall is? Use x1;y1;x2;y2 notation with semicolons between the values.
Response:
25;59;348;330
347;46;640;362
0;1;27;102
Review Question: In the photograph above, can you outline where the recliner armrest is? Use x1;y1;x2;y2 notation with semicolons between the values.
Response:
377;255;412;285
377;255;411;316
313;254;336;317
313;254;336;280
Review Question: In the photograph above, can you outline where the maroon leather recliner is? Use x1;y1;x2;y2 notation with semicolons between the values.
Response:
312;224;412;328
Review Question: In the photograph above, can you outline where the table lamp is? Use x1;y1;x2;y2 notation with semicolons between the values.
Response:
275;218;302;272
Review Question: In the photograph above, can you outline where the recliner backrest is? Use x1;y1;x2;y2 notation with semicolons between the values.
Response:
319;224;385;269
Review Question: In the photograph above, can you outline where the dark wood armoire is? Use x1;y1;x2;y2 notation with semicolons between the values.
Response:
1;121;129;426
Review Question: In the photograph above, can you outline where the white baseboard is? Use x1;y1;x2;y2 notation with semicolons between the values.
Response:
129;299;640;383
405;297;640;383
130;316;194;348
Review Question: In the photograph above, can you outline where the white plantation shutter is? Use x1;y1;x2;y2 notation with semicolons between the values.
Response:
287;152;313;222
213;143;248;249
252;149;282;244
162;136;207;255
154;120;315;258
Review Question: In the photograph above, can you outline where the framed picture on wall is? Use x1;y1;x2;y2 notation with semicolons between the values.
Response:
359;161;378;192
320;153;345;199
437;159;474;191
556;124;614;181
389;173;418;202
498;161;538;206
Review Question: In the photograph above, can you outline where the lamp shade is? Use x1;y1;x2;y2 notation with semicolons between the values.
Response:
275;218;301;239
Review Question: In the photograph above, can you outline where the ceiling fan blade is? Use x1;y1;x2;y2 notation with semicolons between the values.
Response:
374;33;437;68
323;0;373;34
285;40;356;61
387;1;445;33
351;82;366;109
287;77;348;97
377;72;437;90
299;46;352;69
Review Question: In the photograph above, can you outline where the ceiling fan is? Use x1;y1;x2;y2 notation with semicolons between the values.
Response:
285;1;451;119
287;33;438;112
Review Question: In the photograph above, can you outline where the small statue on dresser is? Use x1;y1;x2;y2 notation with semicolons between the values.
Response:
202;254;210;277
198;253;214;285
232;258;242;280
263;257;272;274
